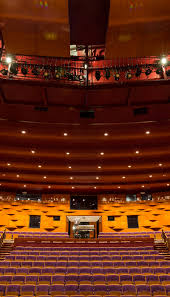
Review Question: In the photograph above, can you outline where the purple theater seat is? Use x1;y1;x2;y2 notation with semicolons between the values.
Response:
4;268;16;275
137;261;149;267
50;284;65;296
25;275;38;285
122;284;136;295
103;268;115;275
120;274;133;284
91;268;104;275
38;275;52;285
146;275;160;284
108;284;122;295
136;284;151;295
79;274;92;284
93;284;108;295
151;284;166;296
148;261;160;267
29;268;41;275
36;284;50;296
65;284;79;295
125;261;136;267
166;268;170;274
45;262;57;268
0;261;10;267
67;267;79;275
6;284;21;295
141;267;154;275
67;261;78;268
159;275;170;285
65;274;78;284
52;275;65;284
93;274;106;284
154;268;167;275
21;261;33;268
106;274;119;284
0;275;12;284
56;261;67;267
55;267;66;275
133;274;146;284
41;268;55;275
11;261;21;268
12;275;25;284
0;284;6;295
20;284;36;296
165;285;170;296
16;268;29;275
160;261;170;267
79;261;91;268
79;284;93;295
33;261;44;268
79;268;91;275
128;268;142;274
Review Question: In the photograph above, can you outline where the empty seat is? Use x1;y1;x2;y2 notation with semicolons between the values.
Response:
36;284;50;296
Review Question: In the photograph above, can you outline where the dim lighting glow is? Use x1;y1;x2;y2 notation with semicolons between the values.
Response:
6;56;12;64
161;57;167;65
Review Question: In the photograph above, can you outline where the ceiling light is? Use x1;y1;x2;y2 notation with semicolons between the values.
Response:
2;174;6;176
159;163;162;167
72;186;75;189
167;184;170;186
135;150;139;154
21;130;26;134
43;176;47;179
145;131;150;135
96;177;99;180
100;152;104;155
149;175;152;178
68;166;72;169
66;152;70;155
98;166;101;169
64;133;68;136
142;185;145;188
16;175;20;178
70;177;73;179
122;176;126;179
31;150;35;154
128;165;132;168
6;56;12;64
118;186;120;189
38;165;42;168
24;185;26;188
7;163;11;166
94;186;97;189
104;133;108;136
84;64;88;69
48;186;51;188
161;57;167;65
163;174;166;177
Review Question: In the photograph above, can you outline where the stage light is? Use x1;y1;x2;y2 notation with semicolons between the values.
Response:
161;57;167;65
145;68;152;76
6;56;12;64
0;69;8;76
135;67;142;77
10;63;18;75
126;71;132;79
115;71;120;81
105;68;110;80
32;66;40;76
21;65;28;75
95;70;101;81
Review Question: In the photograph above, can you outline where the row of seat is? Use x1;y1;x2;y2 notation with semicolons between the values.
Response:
0;283;170;296
0;267;170;275
0;274;169;285
11;251;160;255
6;255;164;261
15;247;155;251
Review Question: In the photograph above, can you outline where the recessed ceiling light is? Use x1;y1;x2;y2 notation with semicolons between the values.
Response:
48;186;51;188
159;163;162;167
135;150;139;154
16;174;20;178
167;183;170;186
66;152;70;155
7;163;11;166
100;152;104;155
142;185;145;188
122;176;126;179
104;133;108;136
24;185;26;187
94;186;97;189
70;177;73;179
21;130;26;134
38;165;42;168
64;133;68;136
31;150;35;154
68;166;72;169
149;175;152;178
43;176;47;179
145;131;150;135
128;165;132;168
118;186;120;189
98;166;101;169
72;186;75;189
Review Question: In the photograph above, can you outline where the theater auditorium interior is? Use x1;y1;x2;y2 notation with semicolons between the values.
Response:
0;0;170;296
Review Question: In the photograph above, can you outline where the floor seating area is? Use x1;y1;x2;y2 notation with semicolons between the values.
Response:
0;241;170;296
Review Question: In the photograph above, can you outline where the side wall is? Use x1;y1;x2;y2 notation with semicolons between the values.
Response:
0;192;169;233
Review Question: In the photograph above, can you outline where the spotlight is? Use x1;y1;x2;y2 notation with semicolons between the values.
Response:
145;68;152;76
105;68;110;80
135;67;142;77
10;63;18;75
21;65;28;75
0;69;8;76
32;66;40;76
126;71;132;79
95;70;101;81
161;57;167;65
114;71;120;81
6;56;12;64
156;67;163;75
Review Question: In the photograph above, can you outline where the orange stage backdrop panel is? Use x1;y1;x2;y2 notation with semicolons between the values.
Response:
0;0;70;57
105;0;170;58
